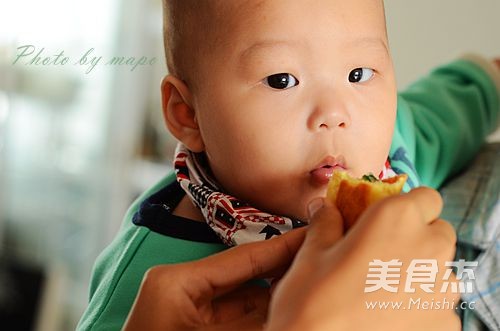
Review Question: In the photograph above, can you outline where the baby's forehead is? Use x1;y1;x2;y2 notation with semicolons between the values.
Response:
164;0;387;83
194;0;386;40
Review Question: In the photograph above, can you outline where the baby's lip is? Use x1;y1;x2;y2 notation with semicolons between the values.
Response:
311;155;346;171
310;156;346;185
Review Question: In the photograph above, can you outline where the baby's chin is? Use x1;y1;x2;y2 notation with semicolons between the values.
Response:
238;179;329;221
256;200;310;222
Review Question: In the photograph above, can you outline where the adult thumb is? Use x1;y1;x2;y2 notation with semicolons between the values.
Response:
303;198;345;251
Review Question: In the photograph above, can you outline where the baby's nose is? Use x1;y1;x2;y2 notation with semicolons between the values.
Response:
308;105;350;131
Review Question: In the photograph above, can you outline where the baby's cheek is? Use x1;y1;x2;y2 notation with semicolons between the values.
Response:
350;141;391;178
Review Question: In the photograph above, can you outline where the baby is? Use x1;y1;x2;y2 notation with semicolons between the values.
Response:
78;0;500;330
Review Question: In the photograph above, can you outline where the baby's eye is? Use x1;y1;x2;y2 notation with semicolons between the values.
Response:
348;68;374;83
263;73;299;90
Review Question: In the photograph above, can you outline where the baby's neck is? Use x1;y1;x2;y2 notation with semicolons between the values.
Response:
173;195;205;222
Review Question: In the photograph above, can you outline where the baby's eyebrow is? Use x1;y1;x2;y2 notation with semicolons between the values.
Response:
239;40;299;61
353;37;390;55
239;37;389;63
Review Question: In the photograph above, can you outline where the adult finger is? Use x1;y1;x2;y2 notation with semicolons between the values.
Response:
203;310;266;331
401;187;443;224
428;218;457;253
193;227;307;295
210;285;269;324
300;198;344;254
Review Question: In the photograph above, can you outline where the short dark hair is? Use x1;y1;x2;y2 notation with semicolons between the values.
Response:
162;0;219;87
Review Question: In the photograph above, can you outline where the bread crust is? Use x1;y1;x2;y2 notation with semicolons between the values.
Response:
327;172;408;229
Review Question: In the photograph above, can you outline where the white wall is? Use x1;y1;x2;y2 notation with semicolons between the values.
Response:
384;0;500;141
385;0;500;88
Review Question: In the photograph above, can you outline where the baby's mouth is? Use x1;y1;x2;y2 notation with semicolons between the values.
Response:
310;156;346;186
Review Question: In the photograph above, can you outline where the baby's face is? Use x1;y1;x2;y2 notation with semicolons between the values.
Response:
190;0;396;220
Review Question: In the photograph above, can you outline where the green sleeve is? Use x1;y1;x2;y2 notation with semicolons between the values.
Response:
395;57;500;188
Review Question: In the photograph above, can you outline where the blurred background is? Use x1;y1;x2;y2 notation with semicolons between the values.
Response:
0;0;499;330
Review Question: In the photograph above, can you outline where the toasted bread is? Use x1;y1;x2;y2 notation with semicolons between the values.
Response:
326;172;407;229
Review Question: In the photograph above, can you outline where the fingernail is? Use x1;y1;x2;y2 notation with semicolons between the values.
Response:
307;198;324;220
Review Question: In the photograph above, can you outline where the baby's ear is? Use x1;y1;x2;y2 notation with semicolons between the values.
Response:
161;75;204;152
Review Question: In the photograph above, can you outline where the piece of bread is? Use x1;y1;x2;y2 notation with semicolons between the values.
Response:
326;172;408;230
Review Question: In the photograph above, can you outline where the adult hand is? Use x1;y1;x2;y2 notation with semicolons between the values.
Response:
122;226;308;331
267;187;461;331
124;187;460;331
